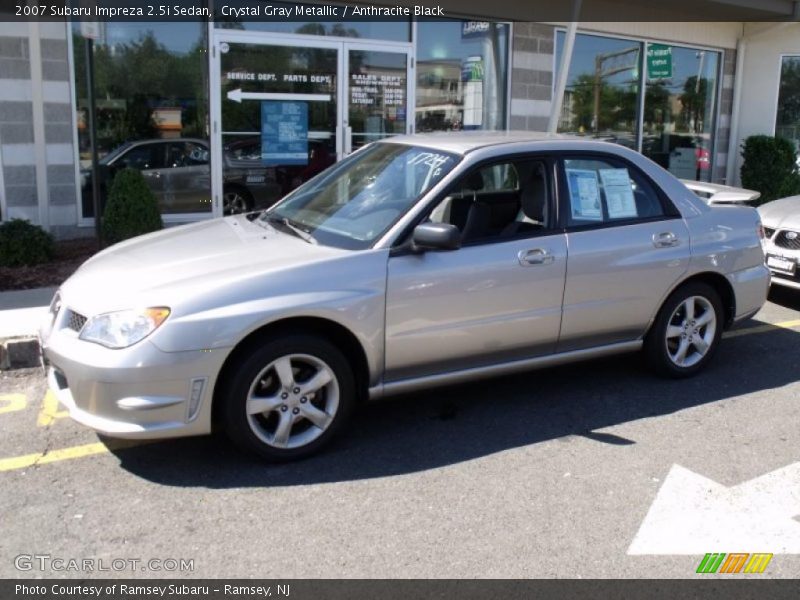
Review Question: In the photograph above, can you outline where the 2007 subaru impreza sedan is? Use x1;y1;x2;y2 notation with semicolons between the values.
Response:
40;132;770;460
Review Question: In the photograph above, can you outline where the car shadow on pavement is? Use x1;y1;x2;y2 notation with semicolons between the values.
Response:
107;324;800;488
768;286;800;312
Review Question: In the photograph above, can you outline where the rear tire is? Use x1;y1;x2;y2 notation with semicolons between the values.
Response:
644;282;723;379
223;187;254;215
221;334;356;461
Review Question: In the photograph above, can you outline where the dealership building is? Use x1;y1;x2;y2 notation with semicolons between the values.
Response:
0;0;799;237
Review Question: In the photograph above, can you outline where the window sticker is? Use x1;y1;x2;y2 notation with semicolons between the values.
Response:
599;168;638;219
565;168;602;220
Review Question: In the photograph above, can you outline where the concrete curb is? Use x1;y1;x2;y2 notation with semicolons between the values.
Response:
0;336;41;370
0;286;55;370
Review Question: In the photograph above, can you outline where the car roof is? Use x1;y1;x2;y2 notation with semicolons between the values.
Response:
381;130;592;155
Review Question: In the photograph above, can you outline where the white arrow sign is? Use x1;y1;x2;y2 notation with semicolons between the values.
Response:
628;463;800;554
226;88;331;103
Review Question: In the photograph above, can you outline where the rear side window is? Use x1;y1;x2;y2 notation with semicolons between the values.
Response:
562;157;665;227
118;144;165;171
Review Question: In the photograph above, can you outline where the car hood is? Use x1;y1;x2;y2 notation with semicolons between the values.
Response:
60;215;347;314
758;195;800;230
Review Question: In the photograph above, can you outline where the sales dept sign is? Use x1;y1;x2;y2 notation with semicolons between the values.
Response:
261;101;308;166
647;44;673;80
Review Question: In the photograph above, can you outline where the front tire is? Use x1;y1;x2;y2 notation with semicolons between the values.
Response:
644;282;723;378
221;334;356;461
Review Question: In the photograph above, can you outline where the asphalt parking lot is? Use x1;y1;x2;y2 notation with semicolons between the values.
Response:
1;287;800;579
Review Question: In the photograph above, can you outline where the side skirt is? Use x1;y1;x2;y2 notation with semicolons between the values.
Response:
368;340;643;400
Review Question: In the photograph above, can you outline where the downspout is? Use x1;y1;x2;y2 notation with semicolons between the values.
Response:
725;12;799;185
548;0;582;133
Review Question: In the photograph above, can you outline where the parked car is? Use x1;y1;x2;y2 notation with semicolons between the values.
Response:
43;132;769;461
81;138;334;217
758;194;800;290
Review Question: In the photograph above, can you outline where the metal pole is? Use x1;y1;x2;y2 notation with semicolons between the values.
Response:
85;37;102;247
548;0;581;133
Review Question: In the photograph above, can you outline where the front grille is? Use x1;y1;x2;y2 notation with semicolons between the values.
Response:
64;309;87;332
774;230;800;250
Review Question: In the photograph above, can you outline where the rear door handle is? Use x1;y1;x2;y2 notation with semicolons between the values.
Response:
653;231;679;248
518;248;554;266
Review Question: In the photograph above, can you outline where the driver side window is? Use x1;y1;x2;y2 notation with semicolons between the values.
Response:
429;159;551;244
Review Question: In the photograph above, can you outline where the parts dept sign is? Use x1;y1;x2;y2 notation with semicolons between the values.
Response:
224;70;334;86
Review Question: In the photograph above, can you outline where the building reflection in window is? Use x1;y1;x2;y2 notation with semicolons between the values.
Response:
416;21;509;132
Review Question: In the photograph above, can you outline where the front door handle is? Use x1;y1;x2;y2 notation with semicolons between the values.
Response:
653;231;679;248
518;248;554;266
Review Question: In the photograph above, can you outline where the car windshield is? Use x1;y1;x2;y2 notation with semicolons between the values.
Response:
261;143;459;250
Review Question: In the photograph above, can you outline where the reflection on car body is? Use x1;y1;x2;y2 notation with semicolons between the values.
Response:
45;131;769;461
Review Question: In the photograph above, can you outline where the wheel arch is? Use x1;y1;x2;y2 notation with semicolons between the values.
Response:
211;316;371;427
650;271;736;334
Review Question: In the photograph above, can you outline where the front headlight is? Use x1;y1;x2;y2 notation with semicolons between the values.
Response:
79;307;170;349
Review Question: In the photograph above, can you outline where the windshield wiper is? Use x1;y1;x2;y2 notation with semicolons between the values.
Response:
265;215;317;244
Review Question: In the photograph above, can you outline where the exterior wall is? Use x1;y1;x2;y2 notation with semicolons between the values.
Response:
509;22;554;133
715;48;736;184
732;24;800;186
0;21;81;238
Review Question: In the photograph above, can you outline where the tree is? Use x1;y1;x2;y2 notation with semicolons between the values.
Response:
679;76;709;134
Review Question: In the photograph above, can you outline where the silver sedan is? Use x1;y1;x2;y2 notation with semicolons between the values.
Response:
41;132;770;460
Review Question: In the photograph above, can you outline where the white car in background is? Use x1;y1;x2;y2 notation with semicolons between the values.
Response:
759;194;800;290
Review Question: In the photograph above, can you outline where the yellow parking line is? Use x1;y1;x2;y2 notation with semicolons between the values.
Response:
0;442;109;472
724;318;800;339
0;393;26;415
36;389;68;427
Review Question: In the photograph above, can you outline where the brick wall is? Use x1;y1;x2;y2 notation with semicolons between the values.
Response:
509;23;555;132
0;21;81;238
713;48;735;184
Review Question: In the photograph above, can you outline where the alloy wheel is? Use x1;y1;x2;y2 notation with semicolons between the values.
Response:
223;191;249;215
664;295;717;368
245;353;340;450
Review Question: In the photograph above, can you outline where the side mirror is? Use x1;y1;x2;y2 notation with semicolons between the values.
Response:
412;222;461;252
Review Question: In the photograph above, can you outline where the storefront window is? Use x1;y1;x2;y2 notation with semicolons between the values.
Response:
555;32;641;149
72;21;210;217
776;56;800;161
416;21;509;132
214;1;411;42
642;45;719;182
556;32;722;181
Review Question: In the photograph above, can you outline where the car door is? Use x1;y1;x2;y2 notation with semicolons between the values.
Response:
556;154;691;352
384;158;568;382
163;141;212;213
113;142;167;207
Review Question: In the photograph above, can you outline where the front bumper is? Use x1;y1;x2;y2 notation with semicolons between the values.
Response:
40;311;229;440
763;237;800;290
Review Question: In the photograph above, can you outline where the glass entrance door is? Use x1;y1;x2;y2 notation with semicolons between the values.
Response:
345;45;410;153
215;37;340;215
211;34;411;216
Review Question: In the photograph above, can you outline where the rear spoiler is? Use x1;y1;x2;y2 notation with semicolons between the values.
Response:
680;179;761;205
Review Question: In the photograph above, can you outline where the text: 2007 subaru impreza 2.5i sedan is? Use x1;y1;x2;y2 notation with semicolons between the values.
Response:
40;132;770;461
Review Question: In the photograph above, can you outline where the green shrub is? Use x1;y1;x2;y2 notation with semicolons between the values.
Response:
102;168;163;244
740;135;800;204
0;219;54;267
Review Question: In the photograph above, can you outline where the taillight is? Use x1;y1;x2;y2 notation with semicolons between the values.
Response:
757;223;765;240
